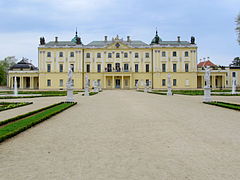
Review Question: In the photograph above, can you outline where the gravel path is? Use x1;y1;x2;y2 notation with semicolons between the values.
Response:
0;90;240;180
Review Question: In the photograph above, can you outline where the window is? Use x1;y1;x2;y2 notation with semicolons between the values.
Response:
146;64;150;72
135;79;138;87
185;51;189;57
124;52;128;58
47;52;51;57
173;64;177;72
232;72;236;77
108;53;112;58
146;79;149;86
70;52;74;57
70;64;74;72
97;53;101;58
59;52;63;57
107;64;112;72
97;64;101;72
145;53;149;58
97;79;101;86
125;79;128;86
72;79;74;86
185;63;189;72
115;63;120;72
108;79;111;86
135;64;139;72
59;79;63;87
116;53;120;58
59;64;63;72
86;64;90;73
47;79;51;87
86;53;90;58
135;53;139;58
162;64;166;72
47;64;51;72
173;51;177;57
162;51;166;57
173;79;177;86
162;79;166;86
124;64;129;72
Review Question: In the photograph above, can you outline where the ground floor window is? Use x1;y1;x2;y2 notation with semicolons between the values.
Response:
146;79;149;86
173;79;177;86
108;79;111;86
162;79;166;86
59;79;63;87
125;79;128;86
97;79;101;86
47;79;51;87
72;79;74;86
135;79;138;87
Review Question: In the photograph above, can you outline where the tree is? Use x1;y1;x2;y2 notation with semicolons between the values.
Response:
236;13;240;44
0;56;17;86
230;57;240;67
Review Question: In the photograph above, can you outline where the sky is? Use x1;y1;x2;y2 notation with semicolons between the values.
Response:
0;0;239;66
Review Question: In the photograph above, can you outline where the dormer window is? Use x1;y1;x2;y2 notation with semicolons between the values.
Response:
59;52;63;57
135;53;139;58
47;52;51;57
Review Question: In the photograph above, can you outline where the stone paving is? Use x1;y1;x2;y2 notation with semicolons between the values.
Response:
0;90;240;180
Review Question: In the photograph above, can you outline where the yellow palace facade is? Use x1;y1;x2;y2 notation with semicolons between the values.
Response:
7;31;240;90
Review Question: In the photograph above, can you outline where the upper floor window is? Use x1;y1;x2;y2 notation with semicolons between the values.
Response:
59;52;63;57
173;64;177;72
97;64;101;72
108;53;112;58
145;53;149;58
162;51;166;57
135;64;139;72
232;72;236;77
135;53;139;58
185;63;189;72
47;64;51;72
124;64;129;72
173;51;177;57
162;64;166;72
86;64;90;73
70;64;74;72
116;53;120;58
86;53;90;58
70;52;74;57
47;52;51;57
97;53;101;58
146;64;150;72
184;51;189;57
59;64;63;72
124;52;128;58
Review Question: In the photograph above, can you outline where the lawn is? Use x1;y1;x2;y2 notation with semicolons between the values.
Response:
204;101;240;111
0;102;32;112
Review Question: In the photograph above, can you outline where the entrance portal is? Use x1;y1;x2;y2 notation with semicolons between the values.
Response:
115;79;121;88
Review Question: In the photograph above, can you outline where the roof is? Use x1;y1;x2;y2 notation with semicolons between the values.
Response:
9;58;38;70
197;60;217;68
45;41;78;47
85;40;149;48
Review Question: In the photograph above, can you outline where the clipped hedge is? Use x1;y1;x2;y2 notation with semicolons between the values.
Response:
0;102;33;112
204;101;240;111
82;92;98;96
0;102;77;143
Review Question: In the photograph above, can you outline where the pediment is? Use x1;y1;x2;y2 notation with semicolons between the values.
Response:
105;41;131;49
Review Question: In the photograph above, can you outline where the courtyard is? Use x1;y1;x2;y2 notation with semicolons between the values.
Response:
0;90;240;179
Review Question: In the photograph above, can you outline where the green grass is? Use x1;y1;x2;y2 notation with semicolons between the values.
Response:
0;90;80;99
0;102;32;112
148;91;168;95
0;102;76;143
204;101;240;111
82;92;98;96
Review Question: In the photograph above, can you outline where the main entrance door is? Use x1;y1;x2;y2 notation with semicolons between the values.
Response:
115;79;121;88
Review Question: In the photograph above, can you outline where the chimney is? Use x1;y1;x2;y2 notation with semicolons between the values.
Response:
177;36;180;42
104;36;107;42
127;36;130;42
55;36;58;43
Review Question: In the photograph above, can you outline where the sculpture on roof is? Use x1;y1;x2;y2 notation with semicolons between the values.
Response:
151;30;162;45
40;37;45;45
191;36;195;44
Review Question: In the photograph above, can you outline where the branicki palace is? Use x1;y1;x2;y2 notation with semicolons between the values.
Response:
7;31;240;90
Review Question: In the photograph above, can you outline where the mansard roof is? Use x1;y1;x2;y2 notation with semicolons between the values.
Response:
85;40;149;48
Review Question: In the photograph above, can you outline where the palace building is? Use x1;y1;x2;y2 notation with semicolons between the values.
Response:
7;31;240;90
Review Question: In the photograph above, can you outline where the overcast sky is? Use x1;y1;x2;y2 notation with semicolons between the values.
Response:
0;0;239;66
